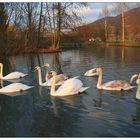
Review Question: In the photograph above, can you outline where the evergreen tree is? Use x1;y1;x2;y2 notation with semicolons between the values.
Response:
0;3;7;43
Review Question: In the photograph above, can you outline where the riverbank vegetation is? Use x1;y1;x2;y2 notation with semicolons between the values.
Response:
1;2;140;55
0;3;87;55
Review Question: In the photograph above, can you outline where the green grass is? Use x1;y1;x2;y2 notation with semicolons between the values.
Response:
125;40;140;47
100;40;140;47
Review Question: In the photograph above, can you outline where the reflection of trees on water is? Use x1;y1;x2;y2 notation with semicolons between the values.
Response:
52;53;63;74
28;53;63;81
50;96;59;117
132;100;140;124
28;54;36;72
121;47;125;63
0;56;11;75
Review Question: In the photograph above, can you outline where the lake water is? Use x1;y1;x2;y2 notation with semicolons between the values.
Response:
0;46;140;137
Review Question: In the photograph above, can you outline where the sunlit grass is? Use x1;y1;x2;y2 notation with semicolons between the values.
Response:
125;40;140;47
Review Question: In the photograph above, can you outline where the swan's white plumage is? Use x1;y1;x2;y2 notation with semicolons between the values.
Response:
2;72;27;80
0;83;33;93
96;67;135;91
46;74;68;86
136;74;140;99
55;78;83;95
50;71;89;96
35;66;68;86
101;80;134;91
43;64;68;86
84;68;98;76
0;63;27;80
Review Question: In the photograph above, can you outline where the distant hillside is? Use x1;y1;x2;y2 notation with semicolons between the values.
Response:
75;7;140;42
89;7;140;26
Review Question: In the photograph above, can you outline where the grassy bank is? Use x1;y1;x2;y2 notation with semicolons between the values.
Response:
1;40;140;55
100;41;140;47
124;40;140;47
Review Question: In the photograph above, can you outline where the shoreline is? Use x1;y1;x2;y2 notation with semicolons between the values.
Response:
0;43;140;55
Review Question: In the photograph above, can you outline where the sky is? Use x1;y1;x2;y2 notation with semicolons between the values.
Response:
1;0;140;24
79;2;139;24
80;3;110;23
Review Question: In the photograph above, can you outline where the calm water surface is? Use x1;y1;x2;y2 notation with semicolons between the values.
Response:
0;47;140;137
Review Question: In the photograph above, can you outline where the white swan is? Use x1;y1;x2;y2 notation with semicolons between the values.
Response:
50;71;89;96
34;66;67;86
42;63;51;81
46;73;68;86
136;74;140;99
0;63;27;80
95;67;135;91
130;74;140;85
43;63;68;86
34;66;48;86
84;68;98;76
0;83;33;93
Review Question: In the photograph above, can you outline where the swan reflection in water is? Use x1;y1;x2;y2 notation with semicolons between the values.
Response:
93;90;102;108
49;94;84;117
52;53;63;74
132;100;140;124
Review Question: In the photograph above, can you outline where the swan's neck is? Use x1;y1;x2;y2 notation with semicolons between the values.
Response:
50;74;56;96
136;76;140;99
0;80;3;88
46;73;49;81
37;69;43;85
0;64;3;79
97;70;102;89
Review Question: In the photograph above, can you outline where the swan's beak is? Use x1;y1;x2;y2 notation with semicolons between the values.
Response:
32;67;38;72
48;72;53;77
50;71;56;76
32;68;36;72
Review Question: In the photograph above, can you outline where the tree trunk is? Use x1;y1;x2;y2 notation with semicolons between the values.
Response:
56;3;61;49
121;3;125;45
46;3;53;47
0;3;7;43
27;3;32;47
104;19;107;41
37;2;43;47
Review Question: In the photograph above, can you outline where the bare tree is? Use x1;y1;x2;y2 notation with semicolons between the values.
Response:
120;3;128;44
37;2;43;47
46;2;87;50
112;3;128;44
1;2;87;50
0;3;7;43
99;5;109;42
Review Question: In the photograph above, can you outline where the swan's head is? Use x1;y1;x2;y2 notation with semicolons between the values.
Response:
130;74;138;84
0;68;1;79
42;63;50;68
51;71;57;76
95;67;102;73
46;71;53;78
33;66;41;72
0;64;2;79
